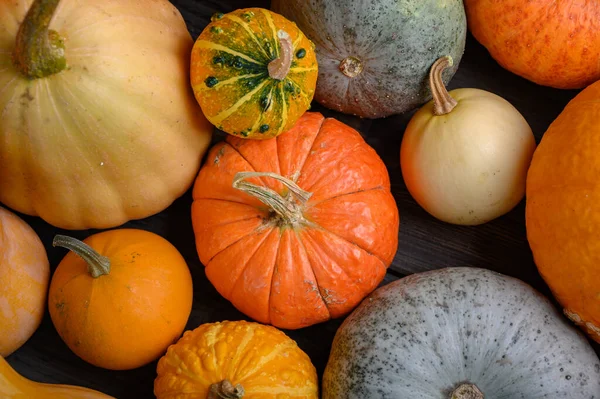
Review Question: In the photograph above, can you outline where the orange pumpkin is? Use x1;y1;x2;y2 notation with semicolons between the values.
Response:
48;229;193;370
191;112;399;329
154;320;318;399
0;206;49;356
464;0;600;89
526;80;600;343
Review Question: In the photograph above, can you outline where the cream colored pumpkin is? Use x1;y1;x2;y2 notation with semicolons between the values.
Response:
400;56;536;225
0;206;49;356
0;0;212;230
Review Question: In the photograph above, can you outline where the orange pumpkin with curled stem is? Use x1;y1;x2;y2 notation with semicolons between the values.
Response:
191;112;399;329
48;229;193;370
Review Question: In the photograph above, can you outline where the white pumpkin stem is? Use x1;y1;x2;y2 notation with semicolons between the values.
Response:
430;55;458;116
207;379;244;399
268;30;293;80
53;235;111;278
13;0;67;79
232;171;312;226
451;383;484;399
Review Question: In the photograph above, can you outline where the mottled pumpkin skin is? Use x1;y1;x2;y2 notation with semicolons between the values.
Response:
526;81;600;343
191;8;318;139
48;229;193;370
191;112;399;329
323;267;600;398
465;0;600;89
154;320;318;398
271;0;466;118
0;206;49;357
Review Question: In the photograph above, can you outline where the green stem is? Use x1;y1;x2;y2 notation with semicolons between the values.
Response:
451;383;484;399
430;55;458;116
13;0;67;79
207;380;244;399
232;171;312;226
268;30;293;80
53;235;110;278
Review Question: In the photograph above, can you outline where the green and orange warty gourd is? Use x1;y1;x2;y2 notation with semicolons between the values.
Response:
0;206;49;357
190;8;318;139
191;112;399;329
48;229;193;370
0;0;212;230
154;320;319;399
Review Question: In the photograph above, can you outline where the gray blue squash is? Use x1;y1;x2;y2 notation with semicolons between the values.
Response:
270;0;467;118
322;267;600;398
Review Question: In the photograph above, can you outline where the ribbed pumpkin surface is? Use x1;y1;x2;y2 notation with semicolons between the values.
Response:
190;8;318;139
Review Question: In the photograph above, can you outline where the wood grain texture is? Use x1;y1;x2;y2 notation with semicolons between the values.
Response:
3;0;599;398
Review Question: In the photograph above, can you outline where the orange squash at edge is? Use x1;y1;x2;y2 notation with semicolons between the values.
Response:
0;205;49;357
191;111;400;330
525;80;600;343
154;320;319;398
47;228;194;370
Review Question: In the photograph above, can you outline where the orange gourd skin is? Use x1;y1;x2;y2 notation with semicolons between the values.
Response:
48;229;193;370
154;320;319;399
464;0;600;89
526;81;600;343
191;112;399;329
0;355;115;398
0;206;49;357
190;8;318;139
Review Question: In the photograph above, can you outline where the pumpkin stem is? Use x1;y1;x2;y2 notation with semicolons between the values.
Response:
207;380;244;399
451;383;484;399
232;171;312;226
53;235;110;278
268;30;293;80
339;56;363;78
430;55;458;116
13;0;67;79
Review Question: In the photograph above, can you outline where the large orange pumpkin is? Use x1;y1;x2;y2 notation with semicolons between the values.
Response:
526;80;600;343
48;229;193;370
0;206;49;356
464;0;600;89
191;112;399;329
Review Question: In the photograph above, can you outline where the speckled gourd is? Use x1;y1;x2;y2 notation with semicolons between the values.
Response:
322;267;600;398
270;0;467;118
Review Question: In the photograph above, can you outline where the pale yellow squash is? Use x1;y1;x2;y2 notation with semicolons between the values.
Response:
0;0;213;230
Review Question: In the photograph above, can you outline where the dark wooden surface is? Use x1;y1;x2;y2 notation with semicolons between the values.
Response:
5;0;599;398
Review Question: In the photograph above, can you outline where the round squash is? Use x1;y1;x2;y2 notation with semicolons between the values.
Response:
400;56;536;225
464;0;600;89
154;320;319;398
322;267;600;398
48;229;193;370
190;8;318;139
0;355;115;399
191;112;399;329
271;0;467;118
526;80;600;344
0;206;49;356
0;0;213;230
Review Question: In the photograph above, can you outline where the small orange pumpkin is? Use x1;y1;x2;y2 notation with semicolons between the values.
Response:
48;229;193;370
191;112;399;329
154;320;319;399
526;80;600;343
0;206;49;356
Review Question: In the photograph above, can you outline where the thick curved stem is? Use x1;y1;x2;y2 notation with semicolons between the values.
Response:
53;235;110;278
451;383;484;399
13;0;67;79
268;30;293;80
207;380;244;399
430;55;458;116
232;171;312;225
